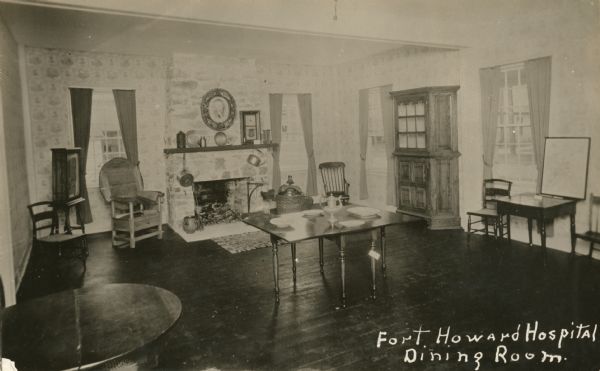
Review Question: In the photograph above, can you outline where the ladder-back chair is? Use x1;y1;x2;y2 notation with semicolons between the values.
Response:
27;201;88;270
576;193;600;257
467;179;512;238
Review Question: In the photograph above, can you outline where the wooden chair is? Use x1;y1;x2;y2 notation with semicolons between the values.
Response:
467;179;512;238
319;162;350;204
576;193;600;257
27;201;88;270
99;158;164;248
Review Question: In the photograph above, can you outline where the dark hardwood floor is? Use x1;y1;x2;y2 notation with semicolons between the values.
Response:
16;221;600;370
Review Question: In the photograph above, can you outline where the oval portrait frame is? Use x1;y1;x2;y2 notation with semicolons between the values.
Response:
200;88;237;131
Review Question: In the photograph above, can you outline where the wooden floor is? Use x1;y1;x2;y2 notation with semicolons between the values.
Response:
17;221;600;370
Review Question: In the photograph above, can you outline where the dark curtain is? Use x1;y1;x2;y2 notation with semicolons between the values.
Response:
479;66;503;178
70;88;93;223
297;94;318;196
112;90;139;165
269;94;283;189
358;88;369;199
524;57;552;193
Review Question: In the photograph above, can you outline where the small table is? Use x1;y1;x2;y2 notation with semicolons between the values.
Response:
1;284;182;370
495;194;577;252
243;205;405;308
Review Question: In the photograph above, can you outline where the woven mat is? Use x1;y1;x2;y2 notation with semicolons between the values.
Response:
212;231;272;254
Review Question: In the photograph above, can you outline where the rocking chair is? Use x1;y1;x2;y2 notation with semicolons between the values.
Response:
99;158;164;248
319;162;350;204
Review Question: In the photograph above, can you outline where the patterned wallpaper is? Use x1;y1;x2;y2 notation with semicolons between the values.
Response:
22;45;459;233
24;47;168;232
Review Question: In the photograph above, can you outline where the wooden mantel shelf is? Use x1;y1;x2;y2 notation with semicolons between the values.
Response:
163;143;277;154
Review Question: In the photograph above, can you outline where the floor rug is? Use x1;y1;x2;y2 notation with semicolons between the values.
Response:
212;231;272;254
176;222;259;243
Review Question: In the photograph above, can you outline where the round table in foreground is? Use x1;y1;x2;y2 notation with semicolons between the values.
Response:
1;283;182;370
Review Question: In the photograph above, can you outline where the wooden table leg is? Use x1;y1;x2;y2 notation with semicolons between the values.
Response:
339;235;347;308
540;218;547;251
291;243;297;285
318;237;324;273
370;230;378;300
270;236;280;303
380;227;387;277
570;212;576;254
527;218;533;247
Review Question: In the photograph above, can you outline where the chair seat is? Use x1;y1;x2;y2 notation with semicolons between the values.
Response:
113;211;162;232
466;208;498;217
39;233;85;244
576;230;600;243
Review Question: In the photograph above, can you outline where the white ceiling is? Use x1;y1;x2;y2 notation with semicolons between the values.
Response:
1;0;597;65
0;1;459;65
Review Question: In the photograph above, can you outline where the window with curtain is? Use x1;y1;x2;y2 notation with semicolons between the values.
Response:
85;89;125;188
493;63;536;194
366;87;388;206
280;94;308;189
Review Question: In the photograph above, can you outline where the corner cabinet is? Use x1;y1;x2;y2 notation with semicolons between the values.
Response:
391;86;461;229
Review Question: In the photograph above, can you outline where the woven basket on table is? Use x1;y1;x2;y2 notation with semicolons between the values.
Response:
275;194;313;214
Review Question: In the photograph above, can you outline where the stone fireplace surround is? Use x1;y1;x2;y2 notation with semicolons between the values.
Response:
165;147;272;238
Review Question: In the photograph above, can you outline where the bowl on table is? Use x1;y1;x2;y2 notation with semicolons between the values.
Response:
270;217;292;228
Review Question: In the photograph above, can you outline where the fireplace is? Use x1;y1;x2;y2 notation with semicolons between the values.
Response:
193;178;247;226
164;146;273;239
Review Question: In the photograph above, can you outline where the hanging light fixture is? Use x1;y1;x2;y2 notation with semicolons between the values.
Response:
333;0;338;20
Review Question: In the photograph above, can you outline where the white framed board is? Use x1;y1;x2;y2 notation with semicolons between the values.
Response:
540;137;591;200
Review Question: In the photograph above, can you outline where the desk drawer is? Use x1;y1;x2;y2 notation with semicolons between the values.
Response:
497;204;538;218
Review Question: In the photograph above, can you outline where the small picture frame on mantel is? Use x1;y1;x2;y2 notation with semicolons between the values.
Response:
240;110;261;145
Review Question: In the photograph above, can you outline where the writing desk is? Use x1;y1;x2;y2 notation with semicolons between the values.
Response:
495;194;577;252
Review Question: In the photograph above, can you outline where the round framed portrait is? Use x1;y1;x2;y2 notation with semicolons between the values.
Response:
200;88;236;131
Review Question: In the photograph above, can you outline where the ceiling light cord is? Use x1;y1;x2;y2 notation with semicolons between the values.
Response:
333;0;338;21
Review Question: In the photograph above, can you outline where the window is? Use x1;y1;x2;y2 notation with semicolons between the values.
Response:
279;95;308;189
493;63;536;193
85;89;125;188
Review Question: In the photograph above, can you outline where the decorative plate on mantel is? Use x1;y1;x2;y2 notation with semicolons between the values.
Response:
200;88;236;131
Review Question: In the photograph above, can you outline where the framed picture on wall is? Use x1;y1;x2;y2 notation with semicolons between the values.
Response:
240;110;261;144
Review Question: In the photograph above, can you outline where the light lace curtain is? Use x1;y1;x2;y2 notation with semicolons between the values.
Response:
479;66;503;179
524;57;552;193
379;85;395;205
269;94;283;189
297;94;317;196
358;88;369;199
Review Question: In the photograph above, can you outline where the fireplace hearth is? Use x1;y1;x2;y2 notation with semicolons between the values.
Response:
193;178;247;226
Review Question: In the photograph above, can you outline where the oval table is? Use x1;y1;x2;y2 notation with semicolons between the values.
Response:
1;283;182;370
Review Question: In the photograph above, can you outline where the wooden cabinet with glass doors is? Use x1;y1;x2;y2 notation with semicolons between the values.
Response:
391;86;461;229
